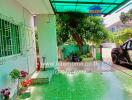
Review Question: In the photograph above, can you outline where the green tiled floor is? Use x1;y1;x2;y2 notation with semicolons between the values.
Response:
20;62;132;100
114;71;132;100
29;72;108;100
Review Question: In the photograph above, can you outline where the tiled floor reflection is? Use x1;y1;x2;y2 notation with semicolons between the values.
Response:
25;61;132;100
29;72;108;100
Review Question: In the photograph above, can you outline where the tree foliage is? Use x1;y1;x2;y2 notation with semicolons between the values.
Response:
111;28;132;46
116;9;132;45
120;9;132;24
56;12;108;46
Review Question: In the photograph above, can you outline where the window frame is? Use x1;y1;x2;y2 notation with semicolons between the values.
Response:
0;18;21;58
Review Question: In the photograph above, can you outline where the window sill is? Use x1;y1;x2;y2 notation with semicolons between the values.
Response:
0;54;21;60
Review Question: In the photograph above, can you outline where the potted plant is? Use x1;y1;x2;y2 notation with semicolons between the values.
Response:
10;69;20;95
10;69;28;79
9;69;29;95
20;71;28;78
21;79;32;87
1;88;10;100
10;69;20;80
19;79;32;95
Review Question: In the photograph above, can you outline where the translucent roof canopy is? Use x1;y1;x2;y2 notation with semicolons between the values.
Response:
50;0;130;15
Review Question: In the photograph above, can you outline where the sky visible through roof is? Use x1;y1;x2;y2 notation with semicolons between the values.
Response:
104;0;132;27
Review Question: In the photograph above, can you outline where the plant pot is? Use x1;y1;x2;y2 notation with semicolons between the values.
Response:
3;96;9;100
19;87;27;95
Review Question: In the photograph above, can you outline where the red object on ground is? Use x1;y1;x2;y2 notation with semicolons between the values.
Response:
36;57;40;71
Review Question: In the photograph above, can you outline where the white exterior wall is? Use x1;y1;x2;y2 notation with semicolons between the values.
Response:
0;0;36;98
36;15;58;68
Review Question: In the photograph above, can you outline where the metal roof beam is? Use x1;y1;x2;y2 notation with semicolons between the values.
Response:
55;11;106;14
104;0;131;16
52;1;120;5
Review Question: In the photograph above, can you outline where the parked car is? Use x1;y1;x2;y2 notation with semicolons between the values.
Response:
111;38;132;66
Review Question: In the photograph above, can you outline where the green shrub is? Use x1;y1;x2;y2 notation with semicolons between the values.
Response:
10;69;20;79
80;55;87;61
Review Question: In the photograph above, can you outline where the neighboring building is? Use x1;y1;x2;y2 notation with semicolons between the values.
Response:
107;20;132;32
0;0;58;99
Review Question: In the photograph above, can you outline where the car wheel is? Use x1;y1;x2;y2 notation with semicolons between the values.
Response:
112;54;119;64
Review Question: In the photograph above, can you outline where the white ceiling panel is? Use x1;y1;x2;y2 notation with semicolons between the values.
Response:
16;0;54;14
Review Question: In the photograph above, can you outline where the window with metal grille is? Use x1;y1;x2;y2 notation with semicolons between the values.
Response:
0;18;21;57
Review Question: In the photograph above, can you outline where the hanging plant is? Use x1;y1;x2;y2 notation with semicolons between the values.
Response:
10;69;20;79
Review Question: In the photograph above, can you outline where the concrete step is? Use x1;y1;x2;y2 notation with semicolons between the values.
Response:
31;78;49;85
31;67;55;85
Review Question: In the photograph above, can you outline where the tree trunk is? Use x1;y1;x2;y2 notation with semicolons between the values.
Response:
72;33;83;54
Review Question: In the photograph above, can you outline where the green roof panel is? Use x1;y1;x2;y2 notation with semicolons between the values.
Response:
50;0;130;15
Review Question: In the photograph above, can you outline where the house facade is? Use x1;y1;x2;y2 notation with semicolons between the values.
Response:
0;0;58;98
107;20;132;32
